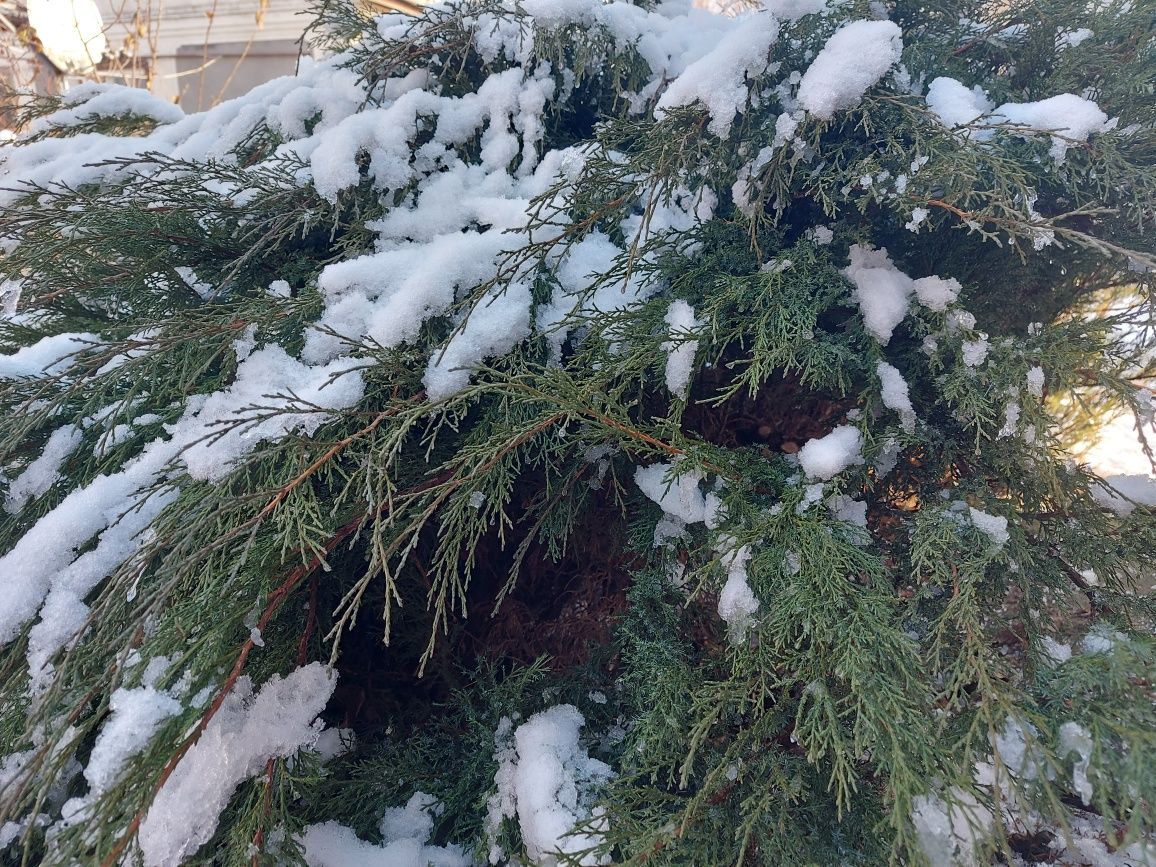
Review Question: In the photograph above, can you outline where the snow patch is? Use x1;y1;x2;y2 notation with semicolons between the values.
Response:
797;425;863;481
486;706;612;866
138;664;336;866
716;540;758;639
925;77;993;129
0;332;99;379
85;686;182;795
911;789;993;867
662;300;700;400
796;20;903;120
424;282;534;401
655;13;780;137
968;507;1008;547
174;347;365;482
4;424;82;513
912;275;960;313
842;244;912;344
992;94;1111;162
876;361;916;431
1058;722;1094;804
635;460;706;524
302;793;472;867
1091;474;1156;516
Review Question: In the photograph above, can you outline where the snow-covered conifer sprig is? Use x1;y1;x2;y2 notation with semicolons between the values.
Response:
2;0;1156;864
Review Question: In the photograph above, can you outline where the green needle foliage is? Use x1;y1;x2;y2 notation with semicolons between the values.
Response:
0;0;1154;864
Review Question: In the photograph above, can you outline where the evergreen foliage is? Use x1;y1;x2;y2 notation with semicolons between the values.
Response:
0;0;1154;864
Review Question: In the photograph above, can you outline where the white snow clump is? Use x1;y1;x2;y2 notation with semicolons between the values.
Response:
4;424;82;513
991;93;1111;162
924;77;1111;162
655;12;780;137
876;361;916;432
634;460;707;524
137;663;336;866
1058;722;1094;804
662;300;700;400
796;20;903;120
968;507;1008;547
797;425;863;481
911;789;993;867
842;244;913;344
85;686;182;796
0;332;98;379
487;705;613;866
303;792;472;867
925;76;993;129
423;281;534;401
716;540;758;639
174;346;365;482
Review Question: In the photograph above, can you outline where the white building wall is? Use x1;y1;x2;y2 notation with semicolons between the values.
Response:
96;0;311;109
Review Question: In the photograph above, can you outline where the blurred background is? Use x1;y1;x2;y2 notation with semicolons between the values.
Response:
0;0;417;117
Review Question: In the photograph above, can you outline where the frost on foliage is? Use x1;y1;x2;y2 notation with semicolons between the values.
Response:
807;225;834;245
0;442;176;648
0;279;21;318
0;0;1150;862
661;300;700;400
796;20;903;120
137;663;335;867
305;162;548;364
19;481;176;695
484;716;517;864
487;705;612;866
997;401;1020;439
827;494;869;546
655;12;779;137
797;425;862;481
827;494;867;528
1057;27;1094;49
904;206;929;232
303;793;472;867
